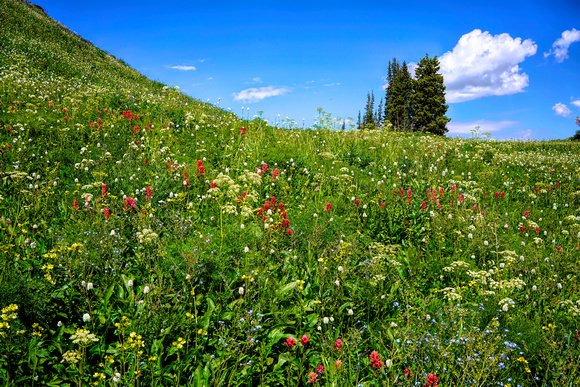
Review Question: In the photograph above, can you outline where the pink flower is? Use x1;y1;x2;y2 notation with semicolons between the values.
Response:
425;373;439;387
300;334;309;346
146;186;153;200
335;359;342;369
286;229;292;236
101;184;107;198
421;201;426;212
354;199;359;206
316;365;325;374
307;371;319;383
557;246;562;252
104;208;110;220
72;199;79;211
370;351;383;369
325;203;332;212
240;126;247;134
458;194;464;202
284;337;295;348
334;339;343;351
524;211;529;218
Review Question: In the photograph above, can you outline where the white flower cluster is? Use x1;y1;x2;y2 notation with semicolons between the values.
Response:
136;228;159;244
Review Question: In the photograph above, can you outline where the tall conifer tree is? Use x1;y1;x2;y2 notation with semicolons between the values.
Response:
412;54;450;135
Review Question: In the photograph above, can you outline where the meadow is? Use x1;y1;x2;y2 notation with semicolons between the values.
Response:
1;1;580;386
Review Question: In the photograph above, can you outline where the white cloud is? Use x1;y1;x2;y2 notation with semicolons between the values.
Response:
571;100;580;109
232;86;290;103
324;83;341;87
170;65;196;71
552;102;572;117
447;119;518;135
440;29;537;103
252;77;262;83
544;28;580;63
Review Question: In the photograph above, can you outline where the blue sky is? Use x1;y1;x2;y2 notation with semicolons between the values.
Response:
36;0;580;140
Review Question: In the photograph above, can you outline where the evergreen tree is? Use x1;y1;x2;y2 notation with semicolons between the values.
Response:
412;54;450;135
391;61;413;131
363;91;375;129
341;120;346;131
384;58;400;125
357;111;361;130
376;98;383;127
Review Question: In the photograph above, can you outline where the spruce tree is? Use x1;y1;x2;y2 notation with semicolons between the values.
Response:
376;98;383;127
412;54;450;135
384;58;400;126
357;111;362;130
363;91;375;129
391;61;413;131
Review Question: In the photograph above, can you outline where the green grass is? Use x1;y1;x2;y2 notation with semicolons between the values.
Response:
1;0;580;386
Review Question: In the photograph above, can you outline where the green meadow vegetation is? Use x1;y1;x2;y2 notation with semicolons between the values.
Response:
1;0;580;386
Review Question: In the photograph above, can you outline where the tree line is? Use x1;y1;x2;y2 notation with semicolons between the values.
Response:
357;54;450;135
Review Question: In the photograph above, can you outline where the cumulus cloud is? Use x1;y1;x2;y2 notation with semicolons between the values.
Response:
571;100;580;109
544;28;580;62
440;29;537;103
552;103;572;117
169;65;196;71
233;86;290;103
447;119;518;135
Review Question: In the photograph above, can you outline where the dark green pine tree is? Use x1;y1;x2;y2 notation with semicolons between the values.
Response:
376;98;383;127
357;111;362;130
391;61;413;131
341;120;346;131
384;58;400;126
412;54;450;135
363;91;375;129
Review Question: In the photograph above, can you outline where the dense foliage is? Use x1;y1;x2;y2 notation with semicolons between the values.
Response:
1;0;580;386
362;55;450;135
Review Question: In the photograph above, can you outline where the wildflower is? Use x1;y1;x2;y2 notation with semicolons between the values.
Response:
287;229;292;236
335;359;342;369
87;282;93;290
317;365;325;374
244;246;250;253
348;309;353;315
354;198;359;206
83;313;91;322
127;280;133;287
307;371;319;383
104;208;110;220
300;334;309;346
425;373;439;387
338;266;343;272
421;201;426;211
335;339;343;350
239;287;244;295
323;317;330;324
325;203;332;212
72;199;79;211
284;337;295;348
240;126;247;134
404;368;414;377
143;286;150;294
386;359;392;368
334;280;340;286
370;350;383;369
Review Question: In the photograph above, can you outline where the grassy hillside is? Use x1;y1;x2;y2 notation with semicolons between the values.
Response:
2;0;580;385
